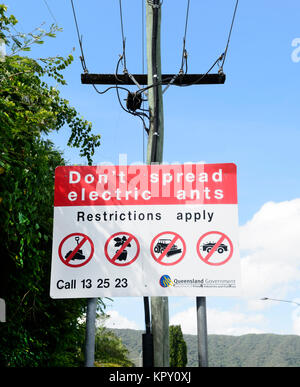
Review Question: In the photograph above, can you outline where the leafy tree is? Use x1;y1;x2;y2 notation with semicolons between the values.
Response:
169;325;187;367
94;316;134;367
0;5;101;366
0;5;100;164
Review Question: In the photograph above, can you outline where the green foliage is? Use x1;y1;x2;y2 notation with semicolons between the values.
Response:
94;316;134;367
111;329;300;367
0;136;88;366
0;4;17;43
0;6;102;366
206;334;300;367
169;325;187;367
0;4;101;165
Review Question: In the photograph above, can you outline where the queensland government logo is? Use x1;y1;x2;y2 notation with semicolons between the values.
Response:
159;275;173;288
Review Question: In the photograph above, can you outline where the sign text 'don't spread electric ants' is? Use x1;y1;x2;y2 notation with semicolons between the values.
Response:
50;163;241;298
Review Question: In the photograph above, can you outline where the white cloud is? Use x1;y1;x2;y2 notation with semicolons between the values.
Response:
239;198;300;299
170;307;197;335
102;310;141;330
170;307;266;336
291;298;300;335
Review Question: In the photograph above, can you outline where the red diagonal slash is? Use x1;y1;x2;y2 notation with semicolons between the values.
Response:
157;235;180;263
112;236;133;262
203;235;226;263
65;236;88;264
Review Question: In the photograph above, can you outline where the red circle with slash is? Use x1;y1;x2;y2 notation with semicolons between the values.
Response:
58;233;94;268
196;231;233;266
104;232;140;267
150;231;186;266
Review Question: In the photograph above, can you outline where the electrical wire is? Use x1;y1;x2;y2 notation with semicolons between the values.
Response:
115;0;150;135
70;0;88;73
91;84;129;95
151;0;238;91
118;0;146;97
42;0;58;24
114;55;150;135
180;0;190;75
134;53;222;94
155;0;238;89
70;0;238;139
70;0;150;135
170;0;239;86
220;0;239;71
118;0;127;71
261;298;300;307
177;53;225;87
70;0;134;99
161;0;190;94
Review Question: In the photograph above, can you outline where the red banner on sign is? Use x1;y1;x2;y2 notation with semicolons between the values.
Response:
54;163;237;207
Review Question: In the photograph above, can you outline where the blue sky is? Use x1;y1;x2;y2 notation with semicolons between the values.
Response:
6;0;300;336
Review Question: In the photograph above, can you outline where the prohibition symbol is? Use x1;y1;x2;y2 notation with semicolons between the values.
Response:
104;232;140;267
196;231;233;266
58;233;94;268
150;231;186;266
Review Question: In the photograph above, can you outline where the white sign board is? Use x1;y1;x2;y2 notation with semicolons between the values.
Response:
50;163;241;298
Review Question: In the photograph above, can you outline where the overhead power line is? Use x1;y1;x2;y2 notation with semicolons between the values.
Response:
220;0;239;71
180;0;190;75
42;0;58;24
119;0;127;70
261;298;300;307
70;0;88;73
69;0;148;135
76;0;240;135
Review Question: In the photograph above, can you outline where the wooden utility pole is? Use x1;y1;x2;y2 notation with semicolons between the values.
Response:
146;0;164;164
196;296;208;367
145;0;168;367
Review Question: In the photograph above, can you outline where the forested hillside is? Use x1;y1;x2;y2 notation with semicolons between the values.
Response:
112;329;300;367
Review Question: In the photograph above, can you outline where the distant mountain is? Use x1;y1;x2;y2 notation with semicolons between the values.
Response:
112;329;300;367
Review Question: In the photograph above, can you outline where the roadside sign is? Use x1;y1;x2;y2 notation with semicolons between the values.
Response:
50;163;241;298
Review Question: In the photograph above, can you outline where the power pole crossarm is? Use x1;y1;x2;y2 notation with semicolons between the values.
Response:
81;73;226;85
